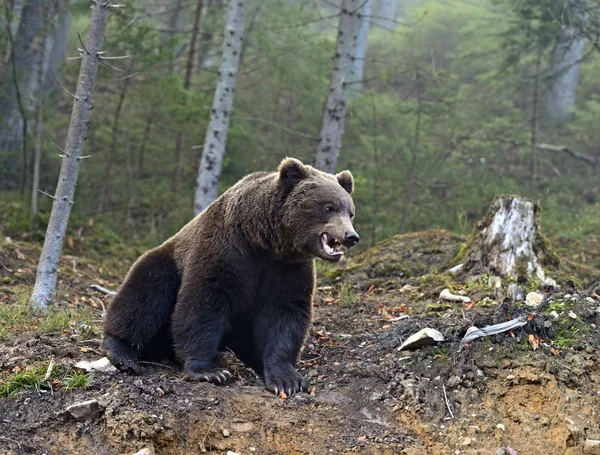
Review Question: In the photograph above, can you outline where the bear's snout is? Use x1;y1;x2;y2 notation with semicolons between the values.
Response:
343;231;360;248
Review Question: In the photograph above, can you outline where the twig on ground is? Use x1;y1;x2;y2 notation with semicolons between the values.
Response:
443;384;454;419
89;284;116;296
138;361;175;370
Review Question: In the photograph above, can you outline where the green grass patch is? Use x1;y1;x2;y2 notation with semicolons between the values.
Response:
0;361;64;398
337;283;357;306
64;371;92;390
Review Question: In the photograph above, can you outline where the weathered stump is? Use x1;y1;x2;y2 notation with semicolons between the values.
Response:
459;195;559;283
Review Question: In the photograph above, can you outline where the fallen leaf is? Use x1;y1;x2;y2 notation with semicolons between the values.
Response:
79;347;89;353
527;313;535;321
366;284;375;293
309;386;316;396
323;297;334;304
67;236;75;249
357;436;367;442
279;391;288;399
509;331;515;338
463;302;475;310
592;292;599;299
506;447;518;455
528;334;539;351
550;347;560;356
16;250;25;260
382;324;391;330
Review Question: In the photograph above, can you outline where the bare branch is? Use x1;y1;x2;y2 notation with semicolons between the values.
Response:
98;59;123;72
536;143;598;165
99;54;130;60
106;14;138;36
77;32;89;54
38;190;56;200
98;71;139;81
49;69;78;99
90;284;116;296
46;135;65;153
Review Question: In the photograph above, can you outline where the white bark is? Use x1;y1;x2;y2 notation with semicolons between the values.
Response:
194;0;247;215
371;0;399;28
29;1;109;311
463;195;547;281
349;0;371;97
314;0;363;174
545;37;585;124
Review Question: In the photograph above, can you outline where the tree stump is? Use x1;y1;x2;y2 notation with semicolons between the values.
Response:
459;195;559;283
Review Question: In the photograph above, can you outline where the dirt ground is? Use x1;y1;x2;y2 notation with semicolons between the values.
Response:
1;231;600;455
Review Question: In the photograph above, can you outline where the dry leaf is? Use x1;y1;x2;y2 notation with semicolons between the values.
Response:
279;391;288;399
528;334;539;351
506;447;518;455
67;236;75;249
382;324;391;330
366;284;375;293
592;292;599;299
357;436;367;442
79;347;89;353
323;297;334;304
550;347;560;356
527;313;535;321
16;250;25;260
309;386;316;396
509;331;515;338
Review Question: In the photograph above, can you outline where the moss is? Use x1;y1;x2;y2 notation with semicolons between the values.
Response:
534;232;561;268
447;242;468;268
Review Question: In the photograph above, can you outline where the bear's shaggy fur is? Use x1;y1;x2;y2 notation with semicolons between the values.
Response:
101;158;359;396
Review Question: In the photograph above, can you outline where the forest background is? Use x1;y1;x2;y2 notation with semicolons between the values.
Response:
0;0;598;271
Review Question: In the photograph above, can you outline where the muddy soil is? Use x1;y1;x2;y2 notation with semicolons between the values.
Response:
1;231;600;455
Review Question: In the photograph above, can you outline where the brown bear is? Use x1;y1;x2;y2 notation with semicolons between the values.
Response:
101;158;359;396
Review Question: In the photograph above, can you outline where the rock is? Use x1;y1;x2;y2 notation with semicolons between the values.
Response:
496;449;507;455
132;449;154;455
439;288;471;303
550;311;559;319
66;399;101;422
488;276;502;289
397;328;445;351
584;439;600;454
462;437;472;446
74;357;118;373
569;311;578;319
222;429;230;437
496;423;506;432
525;292;544;307
507;283;525;302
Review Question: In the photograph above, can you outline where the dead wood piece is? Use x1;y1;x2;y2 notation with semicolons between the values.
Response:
459;317;528;349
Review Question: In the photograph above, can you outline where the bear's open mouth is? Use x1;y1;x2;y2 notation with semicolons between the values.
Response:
321;233;343;257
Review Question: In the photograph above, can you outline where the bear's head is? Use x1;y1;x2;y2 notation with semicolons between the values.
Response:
278;158;359;262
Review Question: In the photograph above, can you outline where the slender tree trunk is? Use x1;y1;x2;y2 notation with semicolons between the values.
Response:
137;106;156;178
370;93;379;246
530;49;542;193
545;37;584;125
97;61;133;213
314;0;363;174
194;0;247;215
42;1;73;92
29;1;110;311
400;67;422;234
172;0;204;195
349;0;371;97
31;4;50;223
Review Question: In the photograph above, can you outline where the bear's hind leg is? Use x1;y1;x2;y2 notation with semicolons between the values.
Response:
102;244;180;373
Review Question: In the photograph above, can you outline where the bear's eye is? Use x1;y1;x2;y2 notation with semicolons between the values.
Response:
350;212;355;218
325;205;335;212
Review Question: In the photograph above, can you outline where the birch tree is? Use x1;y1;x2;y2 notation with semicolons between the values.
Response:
314;0;364;174
194;0;247;215
172;0;204;195
29;0;112;311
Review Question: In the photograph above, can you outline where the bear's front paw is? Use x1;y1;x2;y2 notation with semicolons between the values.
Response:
264;365;307;397
184;368;234;384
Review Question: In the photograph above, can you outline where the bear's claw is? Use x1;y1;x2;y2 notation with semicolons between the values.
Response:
184;368;234;384
264;367;307;397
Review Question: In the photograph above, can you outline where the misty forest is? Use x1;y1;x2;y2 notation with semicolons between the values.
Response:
0;0;599;454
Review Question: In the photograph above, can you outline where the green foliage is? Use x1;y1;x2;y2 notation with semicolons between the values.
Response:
336;283;357;307
0;361;63;398
64;371;92;391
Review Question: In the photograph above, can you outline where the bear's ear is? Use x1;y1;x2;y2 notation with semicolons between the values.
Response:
279;158;310;188
336;170;354;194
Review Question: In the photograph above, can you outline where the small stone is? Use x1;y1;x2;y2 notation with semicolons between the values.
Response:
496;423;506;431
133;379;143;387
507;283;524;303
132;449;154;455
74;357;118;373
488;276;502;289
569;311;577;319
550;311;559;319
496;449;507;455
222;429;230;437
586;297;595;304
66;399;101;422
462;437;472;446
526;292;544;307
506;375;515;380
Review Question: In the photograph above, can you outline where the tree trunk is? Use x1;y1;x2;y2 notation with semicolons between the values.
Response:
371;0;399;28
400;66;422;234
96;61;133;213
460;195;559;283
370;93;379;247
349;0;370;97
545;37;584;125
172;0;204;195
29;1;109;311
31;3;50;223
314;0;363;174
42;1;73;92
530;49;542;193
194;0;247;215
0;0;47;155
